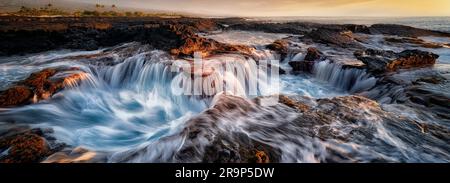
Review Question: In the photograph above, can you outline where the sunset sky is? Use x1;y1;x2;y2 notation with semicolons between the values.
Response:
1;0;450;17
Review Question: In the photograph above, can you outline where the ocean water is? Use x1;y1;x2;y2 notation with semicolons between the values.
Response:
0;18;449;162
0;33;371;160
247;16;450;33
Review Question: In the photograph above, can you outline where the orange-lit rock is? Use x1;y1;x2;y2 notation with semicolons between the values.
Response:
0;68;87;107
43;147;100;163
355;49;439;74
0;132;50;163
384;37;443;49
267;39;290;59
387;50;438;71
279;95;310;112
304;47;323;61
0;86;34;107
167;24;255;58
255;151;270;163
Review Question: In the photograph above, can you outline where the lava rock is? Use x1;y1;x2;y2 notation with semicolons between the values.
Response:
202;133;279;163
354;49;439;74
267;39;290;60
0;17;250;57
288;61;315;73
304;47;323;61
0;128;64;163
0;68;86;107
384;37;443;49
168;24;255;57
343;24;371;34
306;28;362;48
0;86;34;107
288;47;325;72
279;95;310;112
369;24;450;37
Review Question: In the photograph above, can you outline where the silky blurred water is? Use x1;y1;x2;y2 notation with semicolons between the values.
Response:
0;26;449;162
0;47;210;151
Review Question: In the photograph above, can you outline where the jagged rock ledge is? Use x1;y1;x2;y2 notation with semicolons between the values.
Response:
0;68;86;108
0;126;65;163
354;49;439;74
0;17;256;58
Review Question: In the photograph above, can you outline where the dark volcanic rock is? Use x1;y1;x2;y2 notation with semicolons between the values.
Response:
343;24;371;34
0;128;64;163
0;132;49;163
0;68;86;107
175;95;282;163
362;68;450;124
354;49;438;74
170;35;254;57
384;37;443;49
279;95;310;112
266;39;290;60
0;17;254;57
201;94;449;162
0;86;34;107
288;47;324;72
394;50;439;69
306;28;363;48
369;24;450;37
288;95;449;162
289;61;315;73
304;47;323;61
190;19;220;32
2;17;447;57
109;93;449;162
203;133;280;163
227;22;318;34
168;24;255;57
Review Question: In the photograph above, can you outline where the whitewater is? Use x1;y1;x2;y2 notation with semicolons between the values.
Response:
0;29;449;163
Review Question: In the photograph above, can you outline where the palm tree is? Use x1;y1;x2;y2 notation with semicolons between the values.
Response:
96;3;104;13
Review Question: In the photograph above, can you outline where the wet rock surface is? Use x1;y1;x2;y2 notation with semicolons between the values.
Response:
0;17;251;57
226;21;317;34
355;49;439;74
0;86;34;107
304;47;324;61
0;17;449;163
362;68;450;121
289;61;315;73
108;94;449;163
2;17;449;57
176;95;282;163
368;24;450;37
42;147;106;163
0;68;86;107
289;47;324;72
266;39;290;60
384;37;444;49
306;28;363;48
0;127;65;163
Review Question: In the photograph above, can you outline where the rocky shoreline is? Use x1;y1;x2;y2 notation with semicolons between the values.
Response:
0;16;449;163
2;16;449;57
